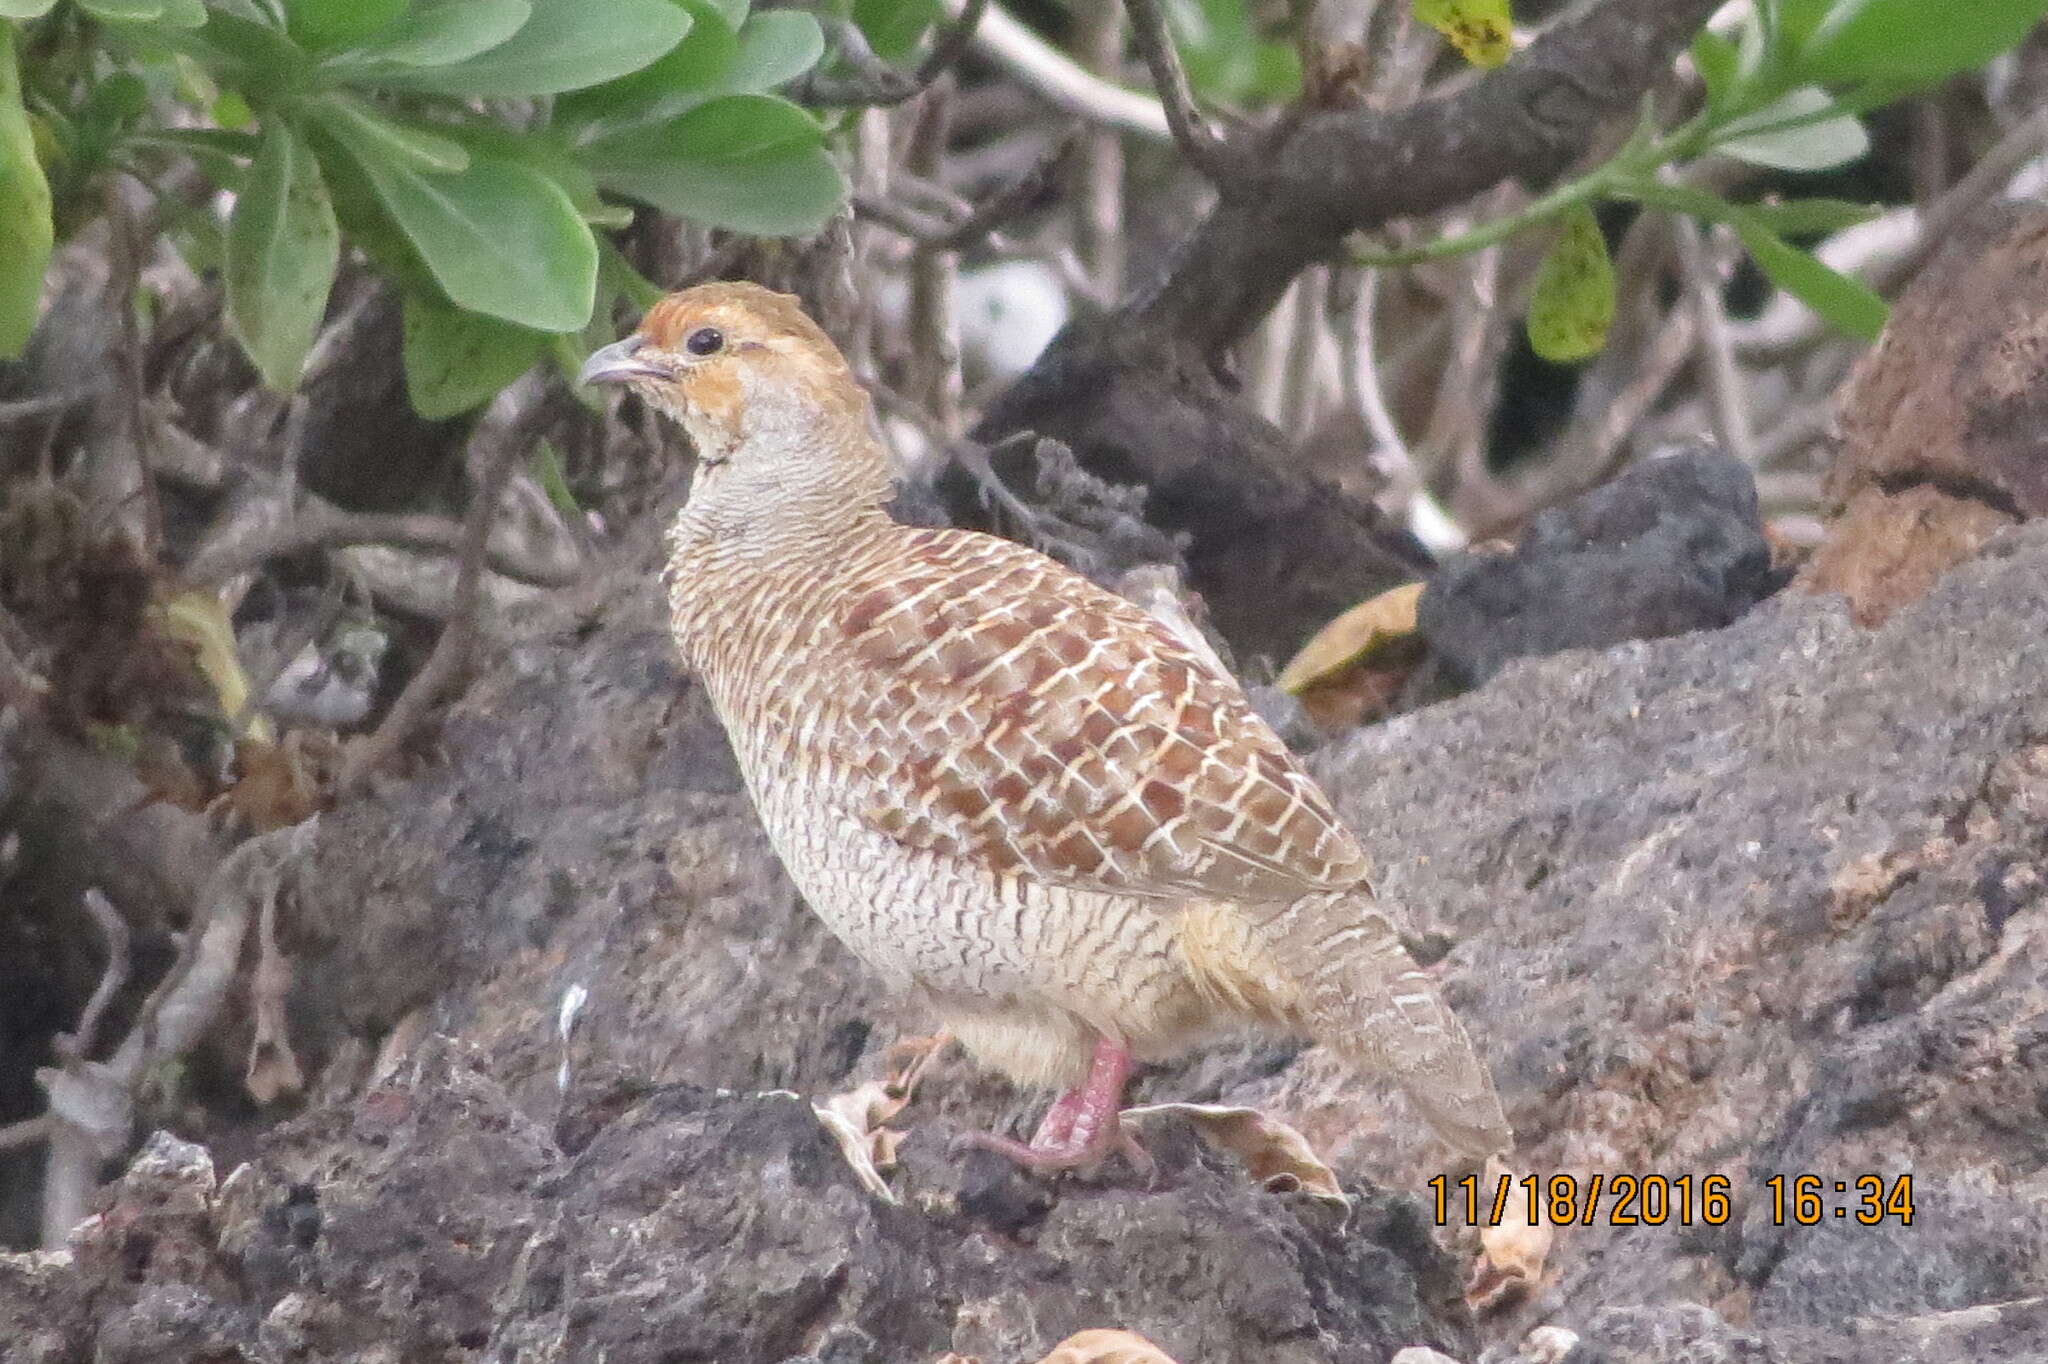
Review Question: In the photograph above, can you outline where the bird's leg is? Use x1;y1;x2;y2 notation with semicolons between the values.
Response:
961;1036;1151;1176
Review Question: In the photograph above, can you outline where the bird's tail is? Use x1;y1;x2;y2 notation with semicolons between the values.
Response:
1180;891;1512;1163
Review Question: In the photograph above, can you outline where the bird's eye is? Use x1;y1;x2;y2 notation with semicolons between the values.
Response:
685;327;724;356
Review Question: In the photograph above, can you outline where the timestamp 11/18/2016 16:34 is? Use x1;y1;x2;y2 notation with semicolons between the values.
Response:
1429;1171;1916;1228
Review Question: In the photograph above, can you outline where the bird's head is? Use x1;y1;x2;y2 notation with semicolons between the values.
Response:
579;282;877;498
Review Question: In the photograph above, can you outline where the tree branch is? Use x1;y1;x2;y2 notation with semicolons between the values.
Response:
795;0;991;107
1123;0;1230;180
1121;0;1722;355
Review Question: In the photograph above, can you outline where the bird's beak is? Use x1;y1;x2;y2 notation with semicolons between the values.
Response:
579;336;667;386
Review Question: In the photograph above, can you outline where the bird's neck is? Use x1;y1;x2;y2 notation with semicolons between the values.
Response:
663;419;898;665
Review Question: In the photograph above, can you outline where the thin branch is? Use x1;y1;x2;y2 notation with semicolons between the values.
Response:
795;0;991;106
184;495;582;589
853;129;1079;251
948;0;1170;140
336;379;555;797
1123;0;1231;179
1672;214;1755;466
56;889;131;1065
1120;0;1723;354
0;1115;53;1154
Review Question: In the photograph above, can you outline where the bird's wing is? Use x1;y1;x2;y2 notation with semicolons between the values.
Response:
826;529;1372;903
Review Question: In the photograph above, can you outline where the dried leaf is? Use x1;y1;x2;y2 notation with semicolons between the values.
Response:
1413;0;1512;67
813;1102;898;1204
1467;1154;1553;1309
1036;1329;1182;1364
1121;1102;1348;1203
1276;581;1424;694
227;736;329;833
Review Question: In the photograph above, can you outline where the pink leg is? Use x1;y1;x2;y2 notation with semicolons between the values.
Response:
961;1036;1152;1176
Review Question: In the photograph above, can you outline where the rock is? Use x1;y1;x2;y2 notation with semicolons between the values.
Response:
0;1039;1476;1363
1795;203;2048;623
1418;444;1775;685
1825;203;2048;519
1795;484;2015;626
1258;522;2048;1359
5;517;2046;1362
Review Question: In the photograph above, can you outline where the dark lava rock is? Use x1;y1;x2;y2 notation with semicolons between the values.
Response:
7;511;2047;1364
1419;444;1775;685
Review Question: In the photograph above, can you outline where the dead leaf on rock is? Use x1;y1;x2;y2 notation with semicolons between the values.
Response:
1276;581;1424;695
1121;1103;1348;1204
1467;1155;1553;1310
813;1031;951;1204
1035;1328;1182;1364
813;1103;898;1205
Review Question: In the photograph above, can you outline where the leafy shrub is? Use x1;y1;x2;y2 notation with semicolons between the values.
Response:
0;0;852;414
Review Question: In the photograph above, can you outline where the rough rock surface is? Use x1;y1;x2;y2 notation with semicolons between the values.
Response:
4;514;2047;1363
1798;203;2048;624
1418;445;1776;685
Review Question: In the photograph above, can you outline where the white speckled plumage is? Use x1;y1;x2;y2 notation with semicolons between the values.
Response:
589;282;1512;1163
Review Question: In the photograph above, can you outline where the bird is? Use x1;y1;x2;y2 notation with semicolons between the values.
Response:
580;282;1512;1175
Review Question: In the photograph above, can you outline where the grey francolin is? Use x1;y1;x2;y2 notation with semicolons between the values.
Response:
581;282;1512;1174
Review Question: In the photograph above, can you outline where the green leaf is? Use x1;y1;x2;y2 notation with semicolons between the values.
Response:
159;0;208;25
1691;30;1739;112
0;25;53;357
0;1;59;19
308;92;470;173
80;0;166;21
1742;196;1881;236
359;0;688;96
324;116;595;330
400;292;544;417
339;0;532;67
1525;204;1613;363
226;120;339;388
853;0;938;61
1714;85;1868;172
1802;0;2048;90
151;13;314;103
583;92;844;236
1170;0;1301;101
284;0;404;52
1412;0;1513;69
726;9;822;93
1732;210;1887;341
554;0;732;134
701;0;746;25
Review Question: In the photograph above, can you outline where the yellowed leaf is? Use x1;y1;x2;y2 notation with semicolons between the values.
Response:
155;588;274;743
1276;581;1424;695
1526;204;1615;363
1413;0;1513;67
1121;1103;1348;1204
1036;1329;1181;1364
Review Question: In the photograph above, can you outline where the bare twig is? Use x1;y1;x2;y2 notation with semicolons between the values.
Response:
336;378;556;796
185;494;582;589
795;0;990;106
1072;4;1128;299
949;0;1170;140
1123;0;1232;179
0;1114;54;1154
33;821;314;1246
57;889;131;1065
0;390;100;425
1672;214;1755;465
854;130;1080;251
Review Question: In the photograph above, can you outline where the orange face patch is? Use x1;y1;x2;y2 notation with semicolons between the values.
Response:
678;362;743;429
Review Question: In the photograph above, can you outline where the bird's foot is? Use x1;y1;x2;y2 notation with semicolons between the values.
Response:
954;1035;1153;1180
954;1118;1154;1180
